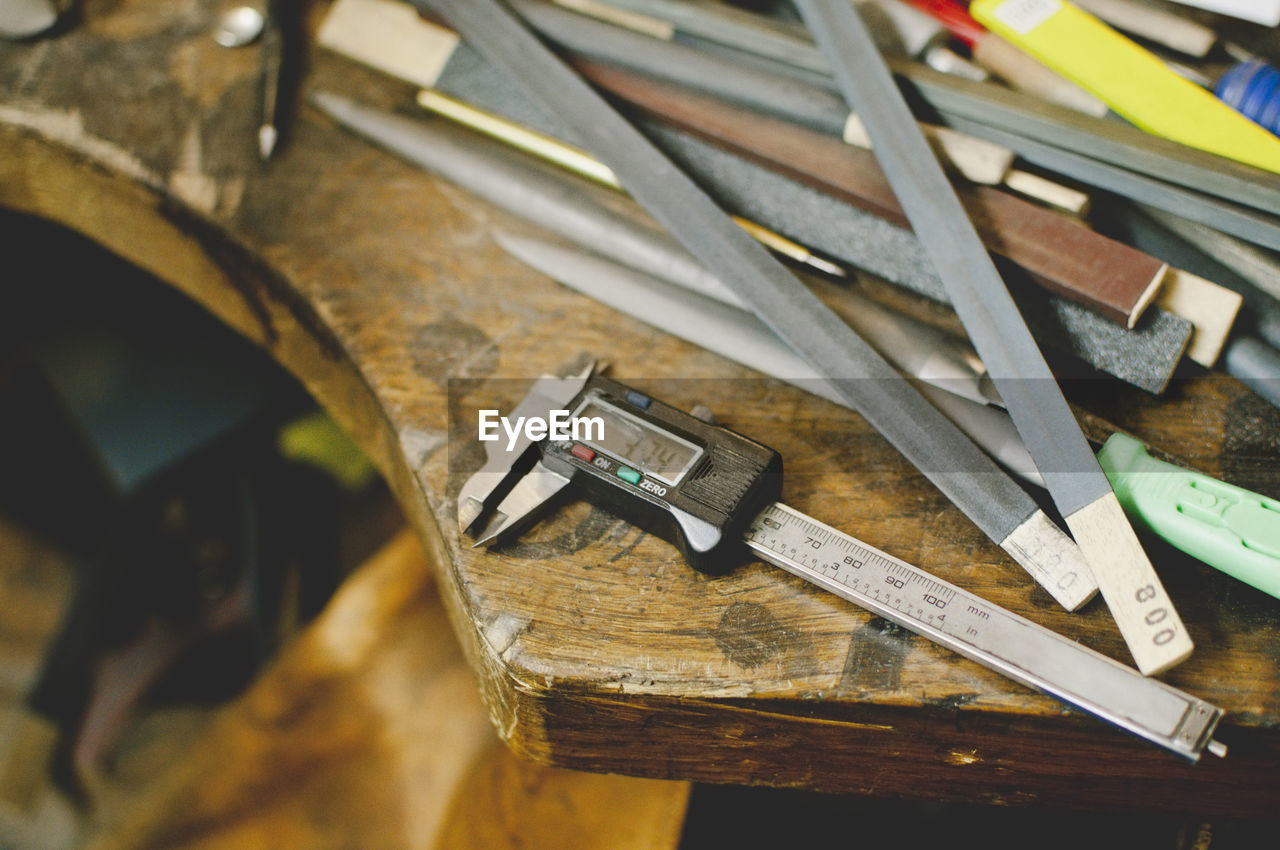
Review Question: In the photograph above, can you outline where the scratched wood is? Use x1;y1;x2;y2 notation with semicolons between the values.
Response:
2;0;1280;817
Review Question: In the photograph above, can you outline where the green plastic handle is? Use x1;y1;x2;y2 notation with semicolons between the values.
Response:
1098;433;1280;599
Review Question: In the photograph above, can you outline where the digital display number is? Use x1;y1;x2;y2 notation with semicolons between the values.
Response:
575;397;702;485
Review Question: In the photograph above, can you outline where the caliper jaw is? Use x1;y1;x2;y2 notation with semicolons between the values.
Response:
456;361;595;537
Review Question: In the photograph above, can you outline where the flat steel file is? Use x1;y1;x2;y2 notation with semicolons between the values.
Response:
408;0;1094;607
937;112;1280;255
460;371;1226;762
795;0;1189;674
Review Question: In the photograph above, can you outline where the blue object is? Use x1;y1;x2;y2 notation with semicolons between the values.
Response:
1216;60;1280;137
625;389;652;409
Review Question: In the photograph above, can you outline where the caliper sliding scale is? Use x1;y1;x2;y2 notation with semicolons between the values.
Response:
458;369;1226;762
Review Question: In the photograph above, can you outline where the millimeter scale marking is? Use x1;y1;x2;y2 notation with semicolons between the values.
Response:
745;503;1225;762
794;0;1191;675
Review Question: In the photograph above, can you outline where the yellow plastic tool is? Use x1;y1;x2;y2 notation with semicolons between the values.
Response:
970;0;1280;174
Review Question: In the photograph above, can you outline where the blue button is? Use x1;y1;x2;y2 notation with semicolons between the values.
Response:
625;390;651;409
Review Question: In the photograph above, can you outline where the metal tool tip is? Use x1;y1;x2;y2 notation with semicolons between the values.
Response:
214;6;265;48
259;124;278;160
1207;739;1228;758
807;255;848;278
310;90;340;111
471;513;510;548
978;374;1004;408
457;501;482;537
492;229;524;252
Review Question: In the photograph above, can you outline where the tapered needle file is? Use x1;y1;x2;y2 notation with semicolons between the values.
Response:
794;0;1190;675
400;0;1097;609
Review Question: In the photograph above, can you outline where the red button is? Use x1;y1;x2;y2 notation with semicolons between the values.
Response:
571;444;595;462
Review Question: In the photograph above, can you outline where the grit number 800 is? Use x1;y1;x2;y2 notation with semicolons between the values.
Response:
1135;584;1177;646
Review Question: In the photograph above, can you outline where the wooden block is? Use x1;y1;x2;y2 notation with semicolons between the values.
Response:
1156;269;1244;368
1002;168;1091;217
1065;494;1194;676
317;0;458;90
1073;0;1216;58
971;31;1108;116
842;112;1014;186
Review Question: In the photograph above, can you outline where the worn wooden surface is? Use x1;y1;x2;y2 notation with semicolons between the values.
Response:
3;0;1280;818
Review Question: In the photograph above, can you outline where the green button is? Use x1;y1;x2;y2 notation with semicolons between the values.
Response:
617;466;641;485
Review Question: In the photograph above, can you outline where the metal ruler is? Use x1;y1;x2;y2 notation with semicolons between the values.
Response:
745;502;1225;762
463;371;1226;762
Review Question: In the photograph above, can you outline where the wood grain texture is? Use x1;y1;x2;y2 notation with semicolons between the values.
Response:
2;0;1280;817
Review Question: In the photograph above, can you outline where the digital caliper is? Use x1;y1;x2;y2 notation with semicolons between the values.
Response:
457;368;1227;762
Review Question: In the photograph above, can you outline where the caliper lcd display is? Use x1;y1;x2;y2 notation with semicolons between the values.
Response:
575;397;701;485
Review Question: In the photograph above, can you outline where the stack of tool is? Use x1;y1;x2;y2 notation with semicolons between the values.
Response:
307;0;1280;759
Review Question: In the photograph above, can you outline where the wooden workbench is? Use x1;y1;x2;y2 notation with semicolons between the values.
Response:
3;0;1280;820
